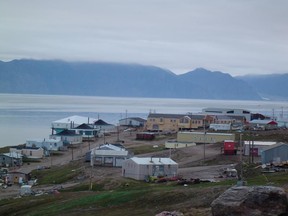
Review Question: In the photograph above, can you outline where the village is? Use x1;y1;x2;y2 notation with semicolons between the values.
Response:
1;107;288;199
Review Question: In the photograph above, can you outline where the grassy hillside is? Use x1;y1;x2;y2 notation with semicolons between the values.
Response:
1;161;288;216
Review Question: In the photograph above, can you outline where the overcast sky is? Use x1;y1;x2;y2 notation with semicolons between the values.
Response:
1;0;287;76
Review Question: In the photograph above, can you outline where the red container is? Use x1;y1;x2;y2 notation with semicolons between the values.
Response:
224;141;235;151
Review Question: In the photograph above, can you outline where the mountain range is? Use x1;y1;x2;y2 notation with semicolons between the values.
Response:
0;59;287;101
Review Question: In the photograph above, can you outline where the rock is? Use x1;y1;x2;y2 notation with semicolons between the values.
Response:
155;211;184;216
211;186;288;216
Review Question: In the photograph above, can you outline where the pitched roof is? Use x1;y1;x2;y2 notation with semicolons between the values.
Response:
2;152;23;158
75;123;93;129
94;119;110;125
262;143;288;152
119;117;146;122
249;119;278;125
56;129;78;136
97;144;126;151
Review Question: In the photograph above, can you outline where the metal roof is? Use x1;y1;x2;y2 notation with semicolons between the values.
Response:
129;157;177;165
53;115;97;124
249;119;278;125
262;143;288;152
148;113;185;119
119;117;146;122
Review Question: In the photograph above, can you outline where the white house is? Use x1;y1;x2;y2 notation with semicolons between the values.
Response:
119;117;146;127
72;123;100;140
93;119;116;133
122;157;178;180
26;138;64;151
50;130;82;145
52;115;97;133
249;119;278;130
90;144;131;167
10;146;44;159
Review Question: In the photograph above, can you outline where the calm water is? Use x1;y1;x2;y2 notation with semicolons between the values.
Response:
1;93;288;148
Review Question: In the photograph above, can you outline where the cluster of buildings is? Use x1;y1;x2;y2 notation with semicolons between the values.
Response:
144;107;283;133
1;107;288;183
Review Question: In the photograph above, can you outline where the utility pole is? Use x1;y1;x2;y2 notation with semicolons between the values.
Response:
240;134;243;181
203;118;206;163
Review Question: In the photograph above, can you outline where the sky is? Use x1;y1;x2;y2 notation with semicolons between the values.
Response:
0;0;287;76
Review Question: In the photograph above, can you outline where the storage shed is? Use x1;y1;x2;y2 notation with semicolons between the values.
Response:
261;143;288;164
122;157;178;180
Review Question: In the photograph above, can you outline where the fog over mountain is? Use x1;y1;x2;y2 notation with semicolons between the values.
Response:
0;59;286;101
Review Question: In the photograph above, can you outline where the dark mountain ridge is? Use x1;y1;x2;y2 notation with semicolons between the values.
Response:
0;59;285;100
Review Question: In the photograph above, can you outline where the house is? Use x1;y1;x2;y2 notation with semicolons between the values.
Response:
178;114;214;130
177;131;235;144
261;143;288;164
51;115;97;134
50;129;82;145
122;157;178;180
26;138;64;151
119;117;146;127
72;123;99;141
249;119;278;130
93;119;116;133
202;108;251;121
90;144;132;167
0;152;23;167
146;113;215;132
145;113;185;132
243;141;277;157
7;171;28;184
9;146;44;159
214;115;246;125
209;123;231;131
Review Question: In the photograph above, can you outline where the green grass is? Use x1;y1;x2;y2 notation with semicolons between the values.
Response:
31;162;83;184
127;144;166;155
1;171;287;216
246;172;288;186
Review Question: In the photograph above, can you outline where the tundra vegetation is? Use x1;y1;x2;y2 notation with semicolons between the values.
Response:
1;131;288;215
